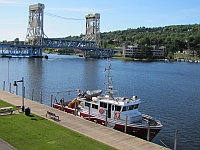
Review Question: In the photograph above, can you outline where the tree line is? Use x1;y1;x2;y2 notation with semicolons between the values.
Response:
2;24;200;57
67;24;200;58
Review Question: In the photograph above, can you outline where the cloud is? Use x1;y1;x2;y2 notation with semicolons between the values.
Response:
0;0;28;6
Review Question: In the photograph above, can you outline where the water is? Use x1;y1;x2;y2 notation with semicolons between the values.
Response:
0;54;200;150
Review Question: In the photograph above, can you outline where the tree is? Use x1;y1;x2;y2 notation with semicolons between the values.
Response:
14;38;19;45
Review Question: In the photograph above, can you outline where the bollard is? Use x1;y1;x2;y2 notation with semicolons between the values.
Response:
147;119;150;141
88;105;91;121
9;83;11;93
105;110;108;127
50;94;53;107
74;102;76;115
40;92;42;104
61;98;64;111
174;130;178;150
3;81;5;91
124;116;128;133
31;89;34;101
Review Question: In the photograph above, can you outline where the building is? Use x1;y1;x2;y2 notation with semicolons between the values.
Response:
151;45;166;58
122;43;142;57
122;44;166;58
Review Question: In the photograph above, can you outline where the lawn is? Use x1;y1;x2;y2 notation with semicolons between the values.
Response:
0;100;116;150
174;53;200;60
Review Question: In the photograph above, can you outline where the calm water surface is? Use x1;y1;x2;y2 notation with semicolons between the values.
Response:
0;54;200;150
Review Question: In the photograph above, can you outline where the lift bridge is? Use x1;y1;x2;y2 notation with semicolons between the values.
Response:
0;3;115;58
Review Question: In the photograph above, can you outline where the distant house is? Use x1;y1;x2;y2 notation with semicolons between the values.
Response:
182;50;190;54
122;43;142;57
151;45;166;58
122;44;165;58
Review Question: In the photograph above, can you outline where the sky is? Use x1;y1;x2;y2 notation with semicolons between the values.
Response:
0;0;200;41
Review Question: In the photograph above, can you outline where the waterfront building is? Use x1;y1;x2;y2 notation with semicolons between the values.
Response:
122;44;165;59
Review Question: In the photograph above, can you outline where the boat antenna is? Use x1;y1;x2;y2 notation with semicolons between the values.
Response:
104;62;113;99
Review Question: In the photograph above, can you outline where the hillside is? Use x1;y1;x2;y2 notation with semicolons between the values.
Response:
67;24;200;57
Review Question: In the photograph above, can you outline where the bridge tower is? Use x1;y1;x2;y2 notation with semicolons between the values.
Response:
25;3;46;46
83;13;100;48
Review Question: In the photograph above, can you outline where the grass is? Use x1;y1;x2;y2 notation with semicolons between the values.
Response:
174;53;200;60
0;100;116;150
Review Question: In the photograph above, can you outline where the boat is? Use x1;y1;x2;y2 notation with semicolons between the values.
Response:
53;63;162;141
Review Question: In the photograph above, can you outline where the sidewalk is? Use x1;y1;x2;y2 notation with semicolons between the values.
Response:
0;90;168;150
0;138;17;150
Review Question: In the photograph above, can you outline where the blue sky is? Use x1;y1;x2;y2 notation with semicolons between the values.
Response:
0;0;200;41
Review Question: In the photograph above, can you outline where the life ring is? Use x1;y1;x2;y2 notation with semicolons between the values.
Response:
99;107;104;114
115;111;120;119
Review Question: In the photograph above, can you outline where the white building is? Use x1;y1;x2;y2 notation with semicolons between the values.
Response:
122;44;165;58
122;43;142;57
151;45;166;57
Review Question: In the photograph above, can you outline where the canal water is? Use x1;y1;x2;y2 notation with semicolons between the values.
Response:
0;54;199;150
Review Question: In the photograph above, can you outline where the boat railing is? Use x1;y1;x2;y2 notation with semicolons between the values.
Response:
142;114;162;125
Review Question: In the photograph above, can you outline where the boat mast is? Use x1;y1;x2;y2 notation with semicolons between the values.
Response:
105;63;113;99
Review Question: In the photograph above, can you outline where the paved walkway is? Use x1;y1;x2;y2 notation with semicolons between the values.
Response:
0;138;17;150
0;90;168;150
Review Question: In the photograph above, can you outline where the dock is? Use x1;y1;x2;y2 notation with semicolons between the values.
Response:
0;90;168;150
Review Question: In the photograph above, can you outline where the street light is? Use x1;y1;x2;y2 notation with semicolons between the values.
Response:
14;77;24;112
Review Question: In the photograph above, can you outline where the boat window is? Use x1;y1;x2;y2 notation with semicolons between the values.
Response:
122;107;126;111
92;104;98;109
112;105;114;110
85;102;90;107
134;104;139;109
100;102;107;108
115;105;121;111
129;105;134;110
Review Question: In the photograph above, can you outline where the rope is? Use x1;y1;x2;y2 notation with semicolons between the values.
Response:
159;138;170;149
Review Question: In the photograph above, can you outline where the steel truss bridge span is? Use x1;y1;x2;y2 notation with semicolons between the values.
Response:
42;38;96;49
0;44;42;58
43;38;114;58
0;41;115;58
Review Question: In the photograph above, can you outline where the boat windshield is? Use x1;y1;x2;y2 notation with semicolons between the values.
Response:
122;104;139;111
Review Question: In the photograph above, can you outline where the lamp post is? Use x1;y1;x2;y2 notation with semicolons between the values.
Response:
14;77;24;112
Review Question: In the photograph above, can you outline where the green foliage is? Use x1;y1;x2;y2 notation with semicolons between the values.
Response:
66;24;200;56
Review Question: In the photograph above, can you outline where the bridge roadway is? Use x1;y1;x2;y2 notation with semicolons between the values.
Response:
0;90;168;150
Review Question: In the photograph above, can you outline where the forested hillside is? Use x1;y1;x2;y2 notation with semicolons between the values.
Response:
67;24;200;57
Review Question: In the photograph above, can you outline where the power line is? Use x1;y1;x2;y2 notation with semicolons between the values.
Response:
45;12;84;21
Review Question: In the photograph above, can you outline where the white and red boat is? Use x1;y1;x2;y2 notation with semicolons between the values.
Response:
53;63;162;141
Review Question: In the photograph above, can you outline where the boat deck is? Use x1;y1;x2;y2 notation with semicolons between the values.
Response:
80;110;159;127
0;90;169;150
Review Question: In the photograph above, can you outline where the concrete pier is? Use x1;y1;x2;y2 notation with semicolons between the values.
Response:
0;90;168;150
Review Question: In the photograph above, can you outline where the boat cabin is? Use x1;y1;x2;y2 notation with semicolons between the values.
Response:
77;95;142;124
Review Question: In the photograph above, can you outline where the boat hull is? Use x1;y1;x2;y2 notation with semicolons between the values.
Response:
53;103;161;141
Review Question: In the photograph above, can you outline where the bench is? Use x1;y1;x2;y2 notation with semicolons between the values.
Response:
46;111;59;121
0;107;14;115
